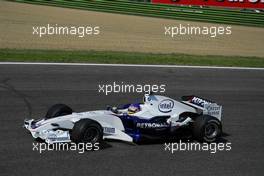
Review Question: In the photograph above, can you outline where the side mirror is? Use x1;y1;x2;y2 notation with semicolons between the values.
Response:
106;105;111;111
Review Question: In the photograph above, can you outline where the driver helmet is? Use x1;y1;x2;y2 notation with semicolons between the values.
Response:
128;103;141;114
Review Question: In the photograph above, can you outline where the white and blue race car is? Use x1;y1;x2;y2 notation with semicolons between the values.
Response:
24;94;223;144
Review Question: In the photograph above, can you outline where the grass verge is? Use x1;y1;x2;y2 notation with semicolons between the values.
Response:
0;49;264;67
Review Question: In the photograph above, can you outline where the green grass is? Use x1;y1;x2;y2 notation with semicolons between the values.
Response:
0;49;264;67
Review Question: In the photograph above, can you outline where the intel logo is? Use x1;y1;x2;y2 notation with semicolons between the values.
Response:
158;99;174;113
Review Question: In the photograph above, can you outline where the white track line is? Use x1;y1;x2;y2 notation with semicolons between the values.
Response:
0;62;263;70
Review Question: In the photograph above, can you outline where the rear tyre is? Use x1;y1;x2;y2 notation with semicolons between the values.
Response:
192;115;222;143
71;119;103;144
45;104;73;119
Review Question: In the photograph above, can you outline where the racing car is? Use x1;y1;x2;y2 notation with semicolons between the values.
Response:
24;94;223;144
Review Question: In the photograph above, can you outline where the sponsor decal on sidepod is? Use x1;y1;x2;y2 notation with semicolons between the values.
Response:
158;99;174;113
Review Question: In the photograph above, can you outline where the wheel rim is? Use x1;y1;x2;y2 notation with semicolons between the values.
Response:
83;127;100;143
204;123;219;139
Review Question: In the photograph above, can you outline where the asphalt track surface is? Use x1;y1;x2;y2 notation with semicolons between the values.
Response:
0;64;263;176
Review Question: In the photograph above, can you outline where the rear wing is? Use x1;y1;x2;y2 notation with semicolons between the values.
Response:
181;95;222;120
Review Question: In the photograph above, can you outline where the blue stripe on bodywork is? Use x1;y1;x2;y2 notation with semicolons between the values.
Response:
115;114;170;142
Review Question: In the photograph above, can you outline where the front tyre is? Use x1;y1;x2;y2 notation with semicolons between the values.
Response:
193;115;222;143
45;104;73;119
71;119;103;144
